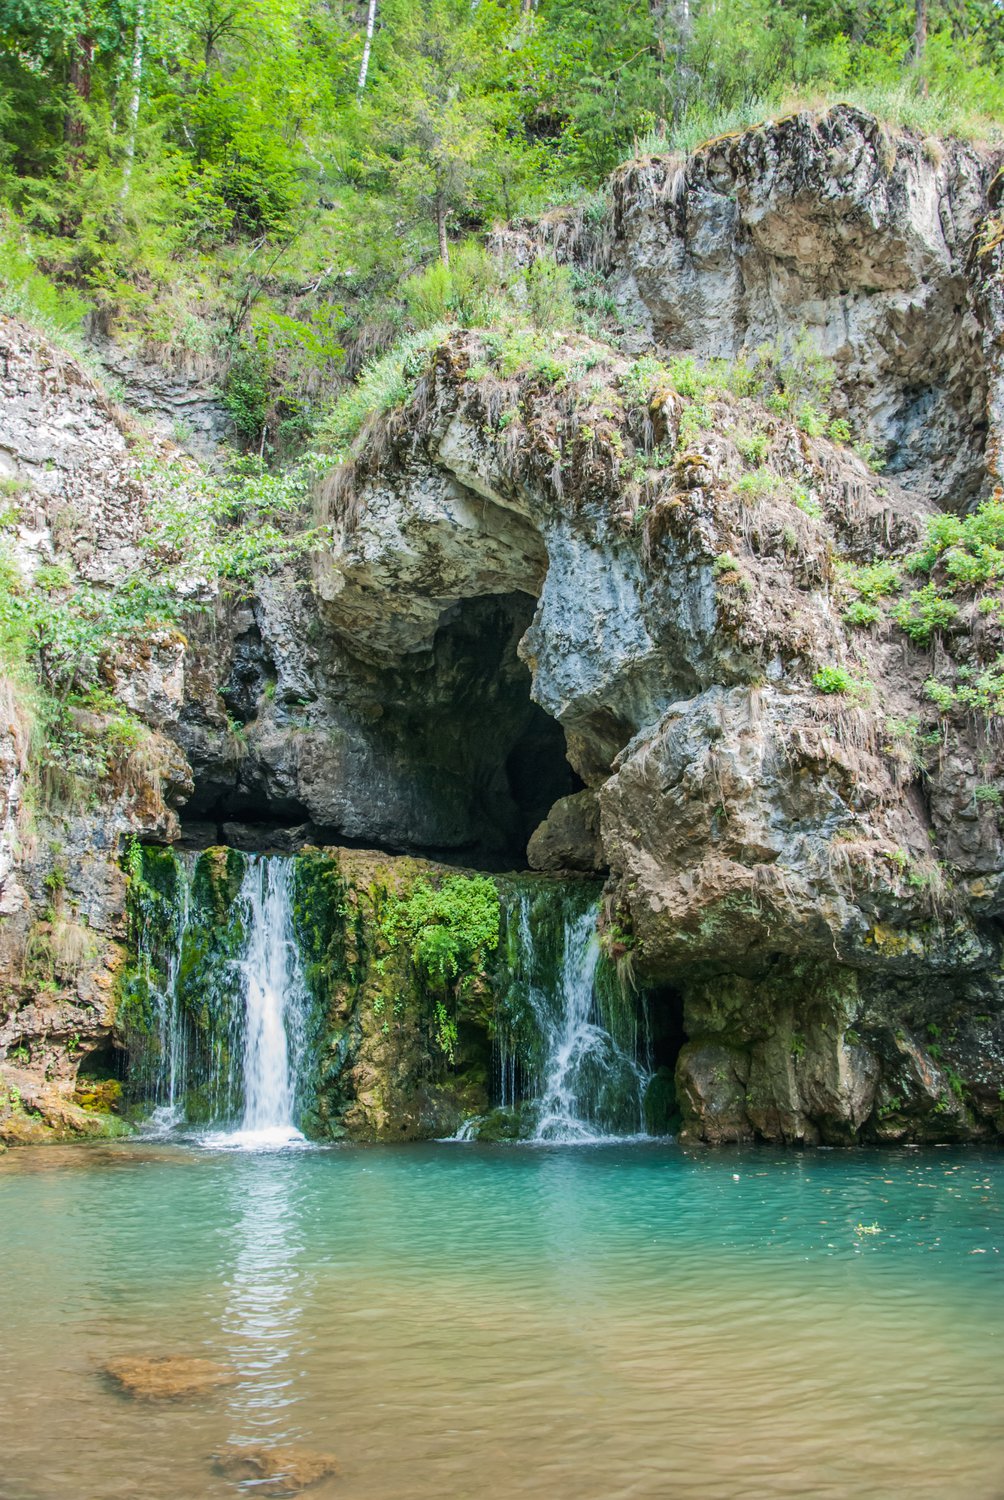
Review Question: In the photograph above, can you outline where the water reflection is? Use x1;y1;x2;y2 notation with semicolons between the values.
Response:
218;1158;310;1444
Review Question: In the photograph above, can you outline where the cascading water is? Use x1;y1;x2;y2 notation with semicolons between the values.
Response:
495;885;651;1142
129;851;313;1148
210;858;312;1148
144;854;192;1134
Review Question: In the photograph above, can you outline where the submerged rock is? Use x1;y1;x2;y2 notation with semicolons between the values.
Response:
213;1443;339;1494
103;1354;236;1400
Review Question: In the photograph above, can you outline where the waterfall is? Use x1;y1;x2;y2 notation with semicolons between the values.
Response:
130;852;312;1148
144;855;192;1134
495;886;651;1142
213;858;311;1148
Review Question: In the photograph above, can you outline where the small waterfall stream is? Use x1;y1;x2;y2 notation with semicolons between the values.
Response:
211;858;311;1148
495;886;651;1142
133;853;312;1147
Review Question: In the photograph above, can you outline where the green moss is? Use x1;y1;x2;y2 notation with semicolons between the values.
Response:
643;1067;681;1136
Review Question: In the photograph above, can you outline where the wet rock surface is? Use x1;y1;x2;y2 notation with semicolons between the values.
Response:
213;1443;340;1493
104;1354;237;1400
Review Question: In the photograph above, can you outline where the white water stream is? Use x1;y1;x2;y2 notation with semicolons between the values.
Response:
207;858;311;1148
499;891;650;1143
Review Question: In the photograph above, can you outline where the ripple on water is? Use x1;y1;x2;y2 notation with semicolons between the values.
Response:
0;1141;1000;1500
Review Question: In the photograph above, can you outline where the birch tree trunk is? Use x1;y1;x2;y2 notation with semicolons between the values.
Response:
120;1;145;202
357;0;377;98
435;191;449;265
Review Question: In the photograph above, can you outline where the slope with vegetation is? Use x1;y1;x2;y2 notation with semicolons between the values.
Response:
1;0;1002;458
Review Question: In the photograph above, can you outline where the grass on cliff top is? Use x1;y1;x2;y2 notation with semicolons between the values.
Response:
627;84;1004;168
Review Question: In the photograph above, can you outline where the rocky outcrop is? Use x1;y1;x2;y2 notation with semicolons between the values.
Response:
538;106;999;512
0;318;195;1141
4;106;1004;1149
311;107;1004;1144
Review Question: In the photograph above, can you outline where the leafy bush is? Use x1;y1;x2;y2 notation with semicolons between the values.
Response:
0;228;90;341
844;599;881;628
907;498;1004;583
395;876;500;987
892;584;959;642
924;678;956;712
813;665;856;694
525;255;576;332
381;874;501;1063
222;345;272;445
842;561;901;600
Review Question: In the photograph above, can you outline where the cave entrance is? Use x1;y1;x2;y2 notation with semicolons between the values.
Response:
643;986;687;1135
179;591;580;870
387;591;582;869
75;1036;128;1082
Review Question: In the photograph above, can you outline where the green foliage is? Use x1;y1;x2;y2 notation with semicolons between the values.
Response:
924;677;956;712
318;327;446;453
525;256;576;333
221;344;272;445
379;873;500;1063
812;664;865;695
712;552;741;579
393;875;500;988
892;584;959;643
841;560;902;601
0;224;90;341
843;599;881;628
907;499;1004;596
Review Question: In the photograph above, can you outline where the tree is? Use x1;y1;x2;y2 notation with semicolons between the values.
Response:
362;0;540;261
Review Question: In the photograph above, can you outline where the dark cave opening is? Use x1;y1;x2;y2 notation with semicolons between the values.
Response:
180;592;581;870
643;986;687;1135
75;1036;128;1082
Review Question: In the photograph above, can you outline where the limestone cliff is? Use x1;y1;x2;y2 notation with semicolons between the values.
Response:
315;107;1004;1144
3;104;1004;1147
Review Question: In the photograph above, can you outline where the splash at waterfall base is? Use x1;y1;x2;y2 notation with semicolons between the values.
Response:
115;844;665;1144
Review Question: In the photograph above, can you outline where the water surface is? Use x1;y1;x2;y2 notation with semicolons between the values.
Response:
0;1140;1000;1500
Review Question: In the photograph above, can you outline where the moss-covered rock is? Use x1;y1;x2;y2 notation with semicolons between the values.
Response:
292;848;499;1140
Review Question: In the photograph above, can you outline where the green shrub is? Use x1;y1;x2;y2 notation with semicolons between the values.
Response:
840;560;901;600
222;345;272;445
525;255;576;331
736;466;782;499
892;584;959;642
619;355;672;407
955;657;1004;717
924;678;956;712
813;665;856;694
843;599;881;628
0;229;90;341
908;499;1004;582
403;261;453;327
793;486;822;518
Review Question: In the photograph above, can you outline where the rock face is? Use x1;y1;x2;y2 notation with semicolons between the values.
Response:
3;105;1004;1148
0;319;198;1142
307;108;1004;1145
600;108;996;512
